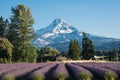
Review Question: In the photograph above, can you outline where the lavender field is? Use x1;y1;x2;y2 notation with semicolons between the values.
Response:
0;62;120;80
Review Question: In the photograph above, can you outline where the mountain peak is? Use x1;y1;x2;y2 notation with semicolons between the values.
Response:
53;18;63;24
52;19;75;34
44;18;75;34
50;18;67;28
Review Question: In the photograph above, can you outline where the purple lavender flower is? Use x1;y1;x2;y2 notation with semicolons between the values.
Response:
66;63;93;80
30;63;57;80
52;63;69;80
77;63;118;80
1;63;51;80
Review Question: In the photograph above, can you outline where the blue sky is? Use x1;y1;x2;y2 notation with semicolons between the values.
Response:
0;0;120;38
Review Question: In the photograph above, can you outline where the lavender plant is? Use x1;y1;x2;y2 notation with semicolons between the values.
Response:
52;63;69;80
66;63;93;80
77;63;118;80
1;63;50;80
29;63;57;80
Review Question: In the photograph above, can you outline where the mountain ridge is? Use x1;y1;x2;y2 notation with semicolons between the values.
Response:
32;18;120;51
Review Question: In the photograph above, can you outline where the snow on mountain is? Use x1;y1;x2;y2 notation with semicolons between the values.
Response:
33;18;119;50
33;18;83;47
37;19;77;36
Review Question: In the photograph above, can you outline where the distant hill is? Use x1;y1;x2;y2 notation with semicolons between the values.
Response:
32;18;120;51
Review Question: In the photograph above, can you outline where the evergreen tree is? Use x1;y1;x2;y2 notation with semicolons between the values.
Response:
82;32;94;60
68;40;81;60
7;4;36;62
0;16;9;38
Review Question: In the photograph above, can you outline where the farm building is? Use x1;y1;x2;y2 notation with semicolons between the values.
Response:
55;54;71;61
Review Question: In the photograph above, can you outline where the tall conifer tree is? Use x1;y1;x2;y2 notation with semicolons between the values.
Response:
0;16;9;38
68;40;81;60
7;4;37;62
82;32;94;60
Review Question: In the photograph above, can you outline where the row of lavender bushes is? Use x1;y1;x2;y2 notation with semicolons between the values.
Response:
73;62;119;80
0;62;120;80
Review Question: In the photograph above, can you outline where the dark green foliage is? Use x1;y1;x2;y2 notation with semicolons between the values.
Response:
7;4;36;62
107;49;119;61
8;4;35;46
0;16;9;38
37;46;59;62
0;38;13;63
0;16;5;37
94;49;120;61
82;32;94;60
12;43;38;62
68;40;81;60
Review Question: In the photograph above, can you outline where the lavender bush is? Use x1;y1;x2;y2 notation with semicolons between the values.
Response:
52;63;69;80
77;63;118;80
1;63;50;80
66;63;93;80
29;63;57;80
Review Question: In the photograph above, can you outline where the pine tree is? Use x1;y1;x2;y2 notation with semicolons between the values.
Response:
68;40;81;60
7;4;36;62
82;32;94;60
0;16;9;38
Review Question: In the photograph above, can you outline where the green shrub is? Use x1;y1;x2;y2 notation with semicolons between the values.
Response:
104;71;117;80
55;73;67;80
77;73;92;80
2;75;15;80
0;58;3;63
30;74;44;80
4;58;8;64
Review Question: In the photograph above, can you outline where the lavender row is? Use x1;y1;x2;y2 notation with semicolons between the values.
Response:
76;62;120;79
76;63;118;80
29;63;57;80
93;62;120;78
66;63;93;80
0;63;32;77
0;63;51;80
52;63;69;80
76;62;120;68
103;66;120;79
1;62;120;80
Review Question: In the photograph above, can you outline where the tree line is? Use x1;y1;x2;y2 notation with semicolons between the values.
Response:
68;32;94;60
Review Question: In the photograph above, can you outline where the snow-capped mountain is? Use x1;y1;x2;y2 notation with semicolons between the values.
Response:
33;18;82;47
33;18;119;51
